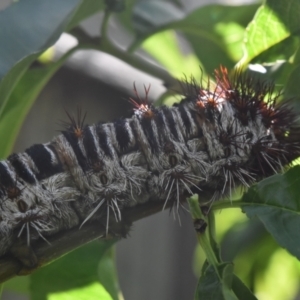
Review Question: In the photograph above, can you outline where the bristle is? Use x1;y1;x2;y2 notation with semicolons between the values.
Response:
129;83;154;118
61;107;87;139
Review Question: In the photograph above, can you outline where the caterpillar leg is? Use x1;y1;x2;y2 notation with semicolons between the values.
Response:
9;238;38;269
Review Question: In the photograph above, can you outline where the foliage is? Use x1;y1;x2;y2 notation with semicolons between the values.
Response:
0;0;300;299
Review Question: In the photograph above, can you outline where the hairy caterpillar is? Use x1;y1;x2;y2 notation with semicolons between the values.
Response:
0;67;299;266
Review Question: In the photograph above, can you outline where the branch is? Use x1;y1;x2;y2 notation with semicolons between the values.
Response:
0;201;169;283
69;27;179;90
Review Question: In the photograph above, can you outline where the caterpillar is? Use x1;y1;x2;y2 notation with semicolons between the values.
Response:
0;66;299;267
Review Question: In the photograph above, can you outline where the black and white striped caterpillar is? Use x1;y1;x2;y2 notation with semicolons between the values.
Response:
0;67;299;263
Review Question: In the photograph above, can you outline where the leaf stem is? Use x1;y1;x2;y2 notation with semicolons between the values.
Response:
198;230;220;270
0;201;171;284
90;9;178;88
188;197;220;277
71;14;179;90
102;41;177;88
207;211;220;261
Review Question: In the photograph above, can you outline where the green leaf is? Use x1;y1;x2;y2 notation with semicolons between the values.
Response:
176;4;258;73
114;0;136;32
3;276;30;295
284;46;300;102
132;1;184;35
242;166;300;260
227;234;279;294
118;0;177;33
30;240;116;300
0;0;82;157
47;282;112;300
104;0;125;13
232;276;258;300
142;30;201;80
284;63;300;100
130;4;258;74
239;0;300;66
196;263;238;300
250;36;299;64
97;248;119;300
0;0;81;80
220;219;267;262
0;0;105;158
284;53;300;118
254;248;300;300
0;67;53;158
66;0;105;30
0;48;77;158
294;45;300;64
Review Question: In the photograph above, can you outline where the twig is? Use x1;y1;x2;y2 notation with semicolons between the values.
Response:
0;200;169;283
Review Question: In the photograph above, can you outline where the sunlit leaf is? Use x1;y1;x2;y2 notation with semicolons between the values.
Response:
215;208;248;240
239;0;300;66
142;30;201;80
47;282;112;300
130;4;258;74
176;4;258;73
30;240;116;300
254;248;300;300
